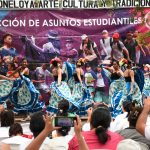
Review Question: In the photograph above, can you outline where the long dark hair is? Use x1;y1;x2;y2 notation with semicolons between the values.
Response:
90;108;111;144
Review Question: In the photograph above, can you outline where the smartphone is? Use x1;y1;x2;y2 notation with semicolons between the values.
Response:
54;116;77;127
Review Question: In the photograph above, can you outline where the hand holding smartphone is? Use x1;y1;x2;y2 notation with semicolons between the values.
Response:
54;116;77;127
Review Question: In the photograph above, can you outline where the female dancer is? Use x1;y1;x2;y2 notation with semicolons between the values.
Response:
143;64;150;98
104;60;125;118
47;57;77;114
122;61;142;105
20;58;30;78
6;62;19;78
1;59;44;113
71;58;93;116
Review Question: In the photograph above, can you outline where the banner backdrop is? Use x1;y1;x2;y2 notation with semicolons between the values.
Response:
0;8;150;63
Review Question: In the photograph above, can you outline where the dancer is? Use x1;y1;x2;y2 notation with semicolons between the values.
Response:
47;57;77;114
6;62;19;79
0;62;44;113
20;58;30;78
104;60;125;118
84;63;97;97
94;64;109;103
143;64;150;98
33;63;52;105
71;58;93;116
122;60;142;105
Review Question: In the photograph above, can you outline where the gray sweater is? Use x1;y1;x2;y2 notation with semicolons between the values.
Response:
117;127;150;149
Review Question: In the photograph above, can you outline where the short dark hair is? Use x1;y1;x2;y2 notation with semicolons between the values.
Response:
29;112;45;138
57;126;70;136
2;33;13;44
90;108;111;144
9;123;23;137
128;107;143;127
122;101;135;117
0;110;14;127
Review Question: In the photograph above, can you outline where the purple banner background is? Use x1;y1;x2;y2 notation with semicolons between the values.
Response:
0;8;150;62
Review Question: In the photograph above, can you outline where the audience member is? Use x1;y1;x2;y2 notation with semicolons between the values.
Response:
117;139;149;150
82;103;109;131
117;107;150;148
0;123;31;150
111;101;135;132
25;114;61;150
0;110;14;127
136;97;150;140
69;107;123;150
29;112;45;138
0;110;14;145
9;123;23;137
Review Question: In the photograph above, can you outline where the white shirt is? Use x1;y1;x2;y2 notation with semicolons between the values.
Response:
100;37;112;58
110;112;129;132
0;127;9;141
42;135;73;150
96;72;105;87
85;72;95;87
0;136;31;150
35;67;51;91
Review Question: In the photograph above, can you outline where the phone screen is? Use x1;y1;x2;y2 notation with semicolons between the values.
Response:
54;116;76;127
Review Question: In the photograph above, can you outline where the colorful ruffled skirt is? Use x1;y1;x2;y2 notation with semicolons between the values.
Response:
0;76;44;113
47;81;78;114
143;77;150;98
109;78;126;119
70;81;93;116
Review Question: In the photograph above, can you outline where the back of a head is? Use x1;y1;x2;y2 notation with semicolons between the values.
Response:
57;126;70;137
9;123;23;137
90;108;111;144
57;99;69;116
29;112;45;138
128;107;143;127
0;110;14;127
93;102;109;110
122;101;135;116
